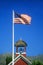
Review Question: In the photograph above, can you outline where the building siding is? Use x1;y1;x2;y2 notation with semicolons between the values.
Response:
14;58;28;65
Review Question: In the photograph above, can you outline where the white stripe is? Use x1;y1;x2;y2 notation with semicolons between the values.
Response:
14;18;26;24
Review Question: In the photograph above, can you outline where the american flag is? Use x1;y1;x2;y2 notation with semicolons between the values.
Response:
14;13;31;24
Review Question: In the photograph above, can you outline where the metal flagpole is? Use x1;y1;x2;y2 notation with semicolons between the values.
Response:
12;10;14;65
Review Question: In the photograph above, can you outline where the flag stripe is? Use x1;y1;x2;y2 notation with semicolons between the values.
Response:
14;13;31;24
21;14;31;24
14;18;26;24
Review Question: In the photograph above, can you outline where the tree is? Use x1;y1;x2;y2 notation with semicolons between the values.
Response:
6;56;12;65
32;60;43;65
36;61;41;65
32;60;36;65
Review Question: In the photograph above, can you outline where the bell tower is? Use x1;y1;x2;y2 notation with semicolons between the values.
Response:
15;40;27;57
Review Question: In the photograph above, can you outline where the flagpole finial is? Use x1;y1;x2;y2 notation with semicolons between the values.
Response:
20;38;22;40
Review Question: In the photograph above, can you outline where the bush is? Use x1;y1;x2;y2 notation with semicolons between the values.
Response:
6;56;12;65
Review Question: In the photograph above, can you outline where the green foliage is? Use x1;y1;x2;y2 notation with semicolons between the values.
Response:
32;60;43;65
6;56;12;65
0;54;43;65
0;54;6;65
32;60;36;65
36;61;41;65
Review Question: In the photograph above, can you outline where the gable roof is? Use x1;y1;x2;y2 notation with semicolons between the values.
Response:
8;54;32;65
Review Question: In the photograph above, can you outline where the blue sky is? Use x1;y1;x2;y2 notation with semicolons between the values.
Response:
0;0;43;56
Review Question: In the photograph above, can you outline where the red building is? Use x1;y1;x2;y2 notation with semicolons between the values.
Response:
8;40;32;65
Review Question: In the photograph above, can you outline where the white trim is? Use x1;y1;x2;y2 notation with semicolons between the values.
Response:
8;54;20;65
16;52;26;54
14;58;20;64
22;52;26;54
16;53;20;54
8;54;32;65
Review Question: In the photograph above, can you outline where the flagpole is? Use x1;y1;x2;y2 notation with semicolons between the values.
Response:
12;10;14;65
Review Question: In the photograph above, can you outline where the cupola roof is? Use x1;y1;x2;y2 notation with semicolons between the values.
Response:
15;40;27;47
